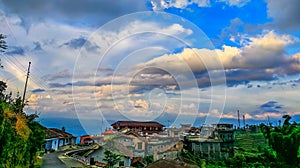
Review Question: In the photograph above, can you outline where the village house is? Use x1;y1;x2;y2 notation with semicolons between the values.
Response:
184;123;234;160
82;141;133;167
111;121;164;135
167;123;192;138
102;129;117;141
113;131;147;157
78;122;183;166
147;136;180;156
44;127;76;151
80;135;105;146
153;140;183;161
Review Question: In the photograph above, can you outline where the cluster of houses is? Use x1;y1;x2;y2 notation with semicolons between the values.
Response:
43;121;235;167
44;127;77;152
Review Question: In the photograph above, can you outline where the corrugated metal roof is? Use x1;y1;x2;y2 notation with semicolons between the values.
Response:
45;128;74;139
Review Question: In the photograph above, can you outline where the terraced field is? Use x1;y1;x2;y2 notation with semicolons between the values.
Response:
234;132;267;152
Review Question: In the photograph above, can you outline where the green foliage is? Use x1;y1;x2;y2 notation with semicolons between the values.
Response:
260;115;300;167
103;149;122;168
0;81;45;168
181;149;206;168
235;132;267;153
144;155;154;165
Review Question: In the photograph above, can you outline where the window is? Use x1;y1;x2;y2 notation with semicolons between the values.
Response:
138;142;143;150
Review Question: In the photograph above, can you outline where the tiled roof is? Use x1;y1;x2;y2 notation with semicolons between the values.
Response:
102;130;116;135
45;128;74;139
111;121;164;128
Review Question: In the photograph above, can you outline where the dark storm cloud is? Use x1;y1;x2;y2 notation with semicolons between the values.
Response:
250;101;287;118
48;80;112;88
131;66;280;90
226;69;276;81
31;88;45;93
260;101;278;108
6;46;25;55
33;42;42;51
62;37;100;52
0;0;149;28
63;38;86;49
265;0;300;30
128;69;179;94
259;101;285;114
48;82;72;88
195;69;277;88
225;69;278;87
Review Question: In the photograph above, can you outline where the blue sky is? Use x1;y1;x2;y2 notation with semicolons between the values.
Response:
0;0;300;133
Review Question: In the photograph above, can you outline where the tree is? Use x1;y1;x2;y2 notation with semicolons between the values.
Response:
144;155;154;165
260;115;300;167
0;35;45;168
0;34;7;52
0;34;8;68
180;149;206;167
103;149;122;168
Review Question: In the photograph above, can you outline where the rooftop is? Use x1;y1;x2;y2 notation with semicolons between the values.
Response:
102;130;116;135
111;121;165;128
45;128;74;139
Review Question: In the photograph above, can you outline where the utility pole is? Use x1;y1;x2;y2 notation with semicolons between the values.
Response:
237;110;240;129
22;62;31;108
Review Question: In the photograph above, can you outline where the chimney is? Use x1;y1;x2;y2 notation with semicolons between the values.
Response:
62;126;66;132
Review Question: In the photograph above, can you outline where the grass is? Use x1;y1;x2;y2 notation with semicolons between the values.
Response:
235;132;268;152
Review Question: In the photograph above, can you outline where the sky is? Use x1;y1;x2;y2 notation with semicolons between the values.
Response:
0;0;300;134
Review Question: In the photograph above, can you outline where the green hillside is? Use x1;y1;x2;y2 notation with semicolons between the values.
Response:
235;132;267;152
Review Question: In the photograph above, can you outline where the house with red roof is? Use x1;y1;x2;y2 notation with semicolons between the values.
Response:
111;121;164;135
102;129;117;141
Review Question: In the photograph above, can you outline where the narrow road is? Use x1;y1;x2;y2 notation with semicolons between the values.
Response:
41;147;90;168
41;151;67;168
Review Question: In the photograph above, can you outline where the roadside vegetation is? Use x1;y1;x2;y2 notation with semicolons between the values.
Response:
0;34;46;168
181;115;300;168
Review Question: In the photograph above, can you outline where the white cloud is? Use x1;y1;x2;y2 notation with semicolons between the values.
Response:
135;30;299;74
218;0;250;7
151;0;210;10
150;0;251;10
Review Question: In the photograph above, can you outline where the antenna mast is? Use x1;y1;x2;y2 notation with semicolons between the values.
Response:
243;115;246;129
237;110;240;129
22;62;31;108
